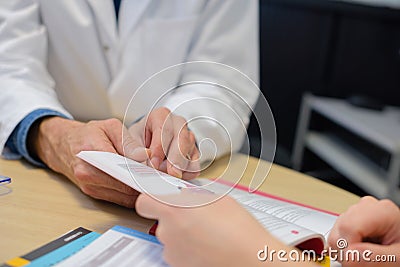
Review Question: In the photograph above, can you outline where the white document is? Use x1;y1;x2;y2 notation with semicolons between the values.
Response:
77;151;338;253
77;151;199;195
196;180;338;252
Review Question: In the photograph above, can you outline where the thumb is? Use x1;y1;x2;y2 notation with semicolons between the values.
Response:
135;193;167;220
123;127;151;162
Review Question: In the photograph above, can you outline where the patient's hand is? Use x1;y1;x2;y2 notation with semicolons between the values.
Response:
328;196;400;267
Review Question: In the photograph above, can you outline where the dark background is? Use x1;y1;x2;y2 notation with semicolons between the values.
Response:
246;0;400;195
248;0;400;166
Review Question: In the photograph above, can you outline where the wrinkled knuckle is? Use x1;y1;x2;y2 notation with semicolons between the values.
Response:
72;162;86;178
104;118;122;128
80;184;96;197
73;163;92;183
87;119;101;128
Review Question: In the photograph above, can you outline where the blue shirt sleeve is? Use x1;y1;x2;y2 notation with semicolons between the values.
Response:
4;109;69;167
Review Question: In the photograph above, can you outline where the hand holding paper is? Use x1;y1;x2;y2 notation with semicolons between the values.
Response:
33;117;141;207
328;196;400;267
73;151;339;267
127;107;200;180
136;192;273;267
78;151;336;249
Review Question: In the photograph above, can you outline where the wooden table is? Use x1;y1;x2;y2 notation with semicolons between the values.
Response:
0;154;359;262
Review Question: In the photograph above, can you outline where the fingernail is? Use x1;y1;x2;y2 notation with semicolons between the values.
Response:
150;157;160;169
170;166;183;179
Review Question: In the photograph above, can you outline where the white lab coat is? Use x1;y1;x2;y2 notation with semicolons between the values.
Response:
0;0;259;162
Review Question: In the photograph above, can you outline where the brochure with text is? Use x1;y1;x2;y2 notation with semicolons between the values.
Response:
55;226;167;267
77;151;338;254
1;227;100;267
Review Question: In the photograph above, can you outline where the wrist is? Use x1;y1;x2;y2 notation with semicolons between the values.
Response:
26;116;50;162
31;117;76;165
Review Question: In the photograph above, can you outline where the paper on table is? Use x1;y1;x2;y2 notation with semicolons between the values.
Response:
77;151;337;254
77;151;196;195
55;226;168;267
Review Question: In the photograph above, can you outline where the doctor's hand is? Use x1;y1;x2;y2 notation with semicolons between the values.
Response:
128;107;200;180
328;196;400;267
30;116;150;208
136;192;315;267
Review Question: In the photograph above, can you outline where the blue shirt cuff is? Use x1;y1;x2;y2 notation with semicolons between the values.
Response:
5;109;69;167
